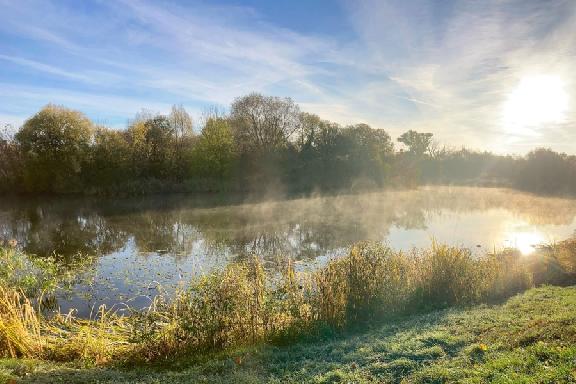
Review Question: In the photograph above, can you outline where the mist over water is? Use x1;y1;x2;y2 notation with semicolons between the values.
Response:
1;186;576;316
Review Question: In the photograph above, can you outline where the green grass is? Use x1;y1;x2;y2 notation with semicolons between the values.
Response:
2;285;576;383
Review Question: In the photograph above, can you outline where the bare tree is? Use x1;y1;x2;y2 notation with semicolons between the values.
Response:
0;123;15;142
168;105;194;178
129;109;156;127
169;104;194;139
427;139;446;159
199;105;227;130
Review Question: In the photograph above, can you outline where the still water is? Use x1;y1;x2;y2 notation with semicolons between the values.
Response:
1;186;576;316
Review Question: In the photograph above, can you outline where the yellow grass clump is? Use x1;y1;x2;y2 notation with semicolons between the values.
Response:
0;286;42;358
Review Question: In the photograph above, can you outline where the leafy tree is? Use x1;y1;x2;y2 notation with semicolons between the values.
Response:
397;130;433;156
230;93;300;153
341;124;394;186
16;104;93;193
193;117;235;178
144;116;175;179
125;114;176;179
394;130;434;185
294;120;394;190
515;148;576;194
89;127;131;187
5;94;576;197
293;117;343;189
125;120;150;178
297;112;323;149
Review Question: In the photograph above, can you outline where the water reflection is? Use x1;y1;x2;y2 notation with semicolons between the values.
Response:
502;225;548;256
1;186;576;315
2;187;575;262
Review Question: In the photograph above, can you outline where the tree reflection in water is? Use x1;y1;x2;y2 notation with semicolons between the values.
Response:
1;187;576;315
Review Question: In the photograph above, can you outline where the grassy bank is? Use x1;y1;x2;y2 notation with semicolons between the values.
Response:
1;286;575;383
1;239;575;382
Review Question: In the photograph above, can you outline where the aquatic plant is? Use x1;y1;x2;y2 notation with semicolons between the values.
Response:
0;247;95;297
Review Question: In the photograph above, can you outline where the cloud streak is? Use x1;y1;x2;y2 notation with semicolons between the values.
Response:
342;0;576;152
0;0;574;153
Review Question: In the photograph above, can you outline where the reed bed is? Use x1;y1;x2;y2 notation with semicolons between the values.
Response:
0;238;575;365
0;286;42;358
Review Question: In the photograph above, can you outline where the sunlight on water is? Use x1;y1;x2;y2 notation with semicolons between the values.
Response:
502;228;546;255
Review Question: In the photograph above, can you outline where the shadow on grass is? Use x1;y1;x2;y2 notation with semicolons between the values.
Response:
14;286;576;384
14;306;460;384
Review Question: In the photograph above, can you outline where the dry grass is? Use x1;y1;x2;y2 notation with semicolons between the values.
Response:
0;238;574;366
0;286;42;358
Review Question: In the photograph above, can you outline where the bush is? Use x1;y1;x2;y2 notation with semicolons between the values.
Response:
16;104;94;193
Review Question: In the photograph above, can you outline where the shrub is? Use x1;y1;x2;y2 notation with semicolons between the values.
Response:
130;257;267;361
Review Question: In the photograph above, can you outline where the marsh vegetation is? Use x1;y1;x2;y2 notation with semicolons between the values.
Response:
1;236;575;365
5;286;574;384
0;229;575;384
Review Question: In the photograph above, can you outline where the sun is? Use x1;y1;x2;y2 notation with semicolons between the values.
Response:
502;74;569;135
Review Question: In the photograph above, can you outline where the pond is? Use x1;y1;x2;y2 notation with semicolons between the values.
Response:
1;186;576;316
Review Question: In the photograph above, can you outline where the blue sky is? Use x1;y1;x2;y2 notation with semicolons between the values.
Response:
1;0;575;153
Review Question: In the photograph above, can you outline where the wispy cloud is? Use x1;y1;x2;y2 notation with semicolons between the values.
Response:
0;0;340;124
0;54;108;84
340;0;576;152
0;83;177;128
0;0;574;153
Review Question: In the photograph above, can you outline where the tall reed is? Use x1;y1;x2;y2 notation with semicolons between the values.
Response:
0;239;573;364
0;286;42;358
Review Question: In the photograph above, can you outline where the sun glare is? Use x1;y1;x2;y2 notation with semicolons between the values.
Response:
502;74;569;135
503;230;546;255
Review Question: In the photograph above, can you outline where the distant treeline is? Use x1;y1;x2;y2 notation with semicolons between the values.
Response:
0;93;575;196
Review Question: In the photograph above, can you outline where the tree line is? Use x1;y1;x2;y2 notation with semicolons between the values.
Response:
1;92;575;196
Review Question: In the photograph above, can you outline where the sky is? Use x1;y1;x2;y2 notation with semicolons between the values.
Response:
0;0;575;154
